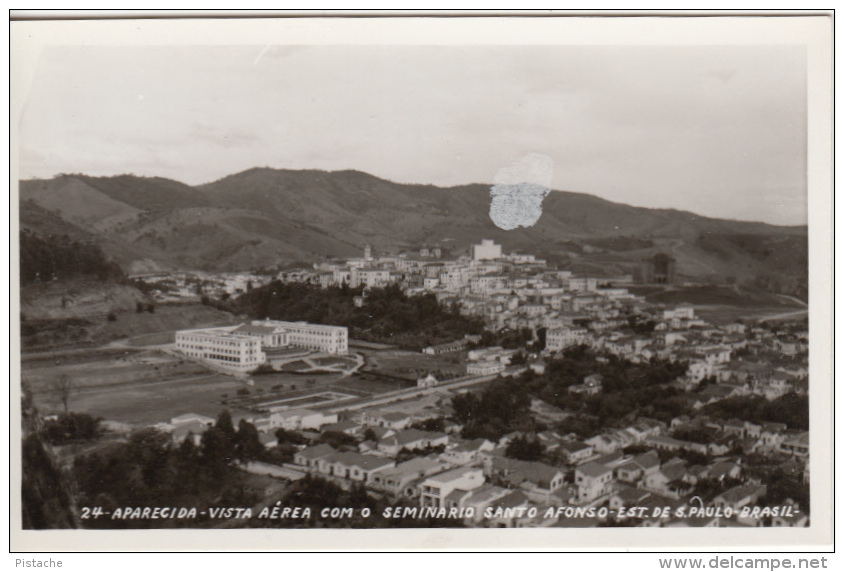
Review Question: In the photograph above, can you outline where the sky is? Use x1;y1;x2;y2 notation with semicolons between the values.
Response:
18;45;807;225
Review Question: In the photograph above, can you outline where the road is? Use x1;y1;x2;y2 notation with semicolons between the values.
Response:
325;371;505;413
757;309;809;322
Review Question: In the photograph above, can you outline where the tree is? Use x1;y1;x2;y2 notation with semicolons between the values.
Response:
510;350;528;366
235;420;265;463
50;374;74;415
363;428;378;442
42;413;102;445
505;435;544;461
318;430;358;450
200;411;238;471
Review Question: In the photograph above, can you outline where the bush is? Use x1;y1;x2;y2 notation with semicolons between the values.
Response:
42;413;102;445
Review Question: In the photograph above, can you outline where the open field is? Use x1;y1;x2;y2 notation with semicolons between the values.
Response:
361;348;466;380
23;350;208;393
21;301;242;351
126;331;175;346
645;285;798;307
694;304;807;326
21;341;411;427
333;374;409;395
27;366;246;426
312;356;357;368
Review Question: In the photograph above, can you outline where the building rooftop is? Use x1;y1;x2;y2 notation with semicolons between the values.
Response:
328;452;395;471
575;461;612;479
296;443;336;460
234;324;280;336
425;466;482;484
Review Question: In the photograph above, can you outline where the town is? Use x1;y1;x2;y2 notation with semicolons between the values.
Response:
24;238;809;530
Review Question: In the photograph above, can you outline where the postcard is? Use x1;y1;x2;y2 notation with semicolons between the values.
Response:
9;13;833;552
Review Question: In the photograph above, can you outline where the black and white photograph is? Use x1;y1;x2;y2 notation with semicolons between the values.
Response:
10;14;833;552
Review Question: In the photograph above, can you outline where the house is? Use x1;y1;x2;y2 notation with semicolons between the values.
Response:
321;420;363;436
368;456;451;498
568;373;603;396
293;443;336;469
536;430;565;452
169;420;208;446
258;432;278;449
706;461;742;482
585;433;626;455
484;457;565;504
713;484;767;512
467;360;506;376
642;458;693;499
270;408;337;431
707;436;736;457
377;429;449;456
573;461;614;504
422;339;469;355
419;467;485;508
616;451;660;484
362;410;413;431
417;373;439;388
316;452;396;482
557;440;595;465
645;435;708;456
484;490;532;528
779;432;809;457
171;413;216;427
609;485;653;512
635;494;686;527
460;485;514;525
440;438;495;465
365;426;396;442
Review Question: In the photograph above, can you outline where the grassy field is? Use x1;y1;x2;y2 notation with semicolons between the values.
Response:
695;304;807;326
276;359;310;372
337;373;412;394
645;285;792;307
312;356;357;368
126;331;175;346
25;357;245;426
361;349;466;380
21;301;242;351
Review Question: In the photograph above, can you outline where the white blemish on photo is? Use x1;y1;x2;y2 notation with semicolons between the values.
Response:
489;153;552;230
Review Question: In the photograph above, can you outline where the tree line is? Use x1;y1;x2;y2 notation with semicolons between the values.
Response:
226;281;484;351
20;231;124;285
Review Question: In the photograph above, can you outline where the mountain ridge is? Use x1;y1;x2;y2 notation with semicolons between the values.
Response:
18;168;807;297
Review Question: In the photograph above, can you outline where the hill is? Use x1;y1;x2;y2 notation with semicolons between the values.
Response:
18;169;807;296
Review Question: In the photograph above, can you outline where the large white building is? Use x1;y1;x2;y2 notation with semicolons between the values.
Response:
471;239;503;261
175;326;266;372
232;323;289;348
253;319;348;355
546;327;589;352
176;319;349;372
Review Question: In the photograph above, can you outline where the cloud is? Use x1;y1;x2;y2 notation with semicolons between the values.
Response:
17;45;807;225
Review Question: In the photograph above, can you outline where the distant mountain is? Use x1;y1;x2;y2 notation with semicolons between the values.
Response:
18;169;807;297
